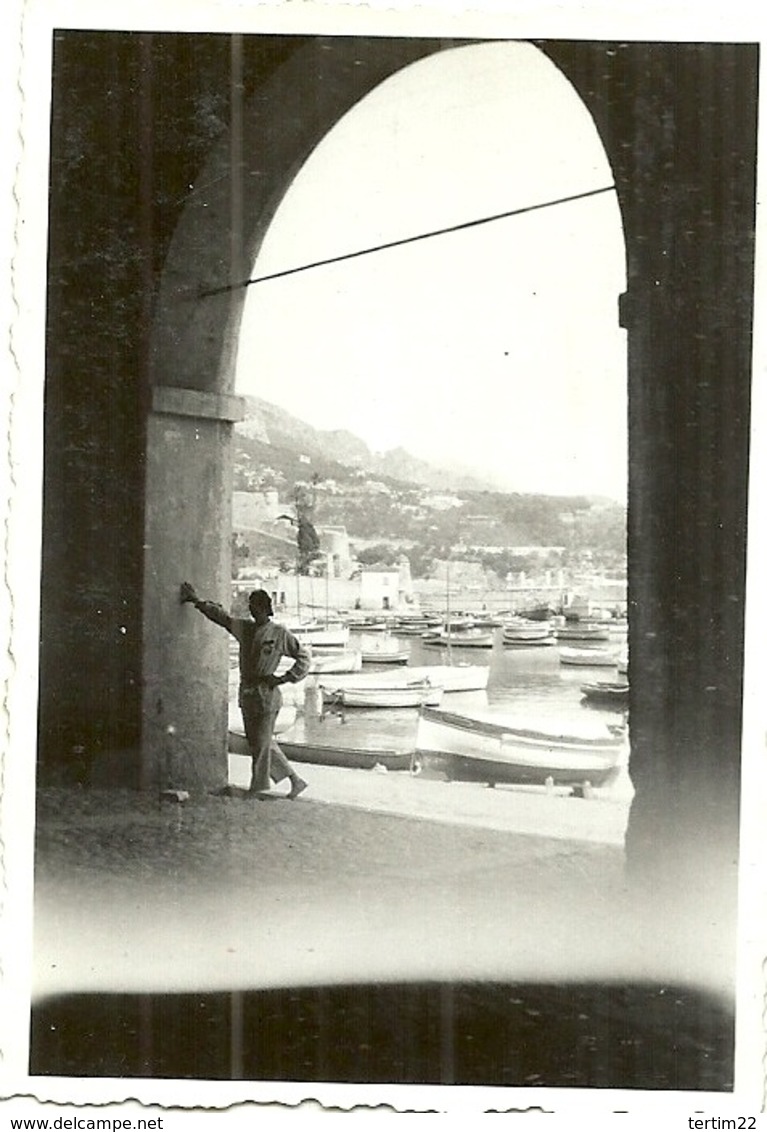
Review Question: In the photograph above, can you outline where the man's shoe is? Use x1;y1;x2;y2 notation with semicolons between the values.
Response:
287;778;308;800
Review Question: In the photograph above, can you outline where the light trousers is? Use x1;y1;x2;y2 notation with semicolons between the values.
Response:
240;702;294;791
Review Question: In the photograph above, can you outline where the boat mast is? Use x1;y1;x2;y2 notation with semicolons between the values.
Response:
324;550;330;627
446;557;452;663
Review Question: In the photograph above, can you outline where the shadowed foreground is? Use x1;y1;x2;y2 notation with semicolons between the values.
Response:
32;982;733;1090
30;786;736;1090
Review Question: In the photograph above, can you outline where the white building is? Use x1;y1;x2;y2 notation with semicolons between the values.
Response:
359;566;412;611
318;525;353;579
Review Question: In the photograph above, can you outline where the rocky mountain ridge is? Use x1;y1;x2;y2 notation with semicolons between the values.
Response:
237;395;498;492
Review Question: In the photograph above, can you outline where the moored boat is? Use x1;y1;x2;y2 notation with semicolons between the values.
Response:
580;681;629;708
361;647;411;665
328;680;444;709
228;719;414;771
309;649;363;674
441;614;478;632
392;620;434;635
559;647;617;667
406;663;490;693
471;614;505;628
516;604;559;622
416;706;624;788
423;629;495;649
502;618;554;645
279;739;414;771
555;624;611;643
287;622;350;648
318;663;488;696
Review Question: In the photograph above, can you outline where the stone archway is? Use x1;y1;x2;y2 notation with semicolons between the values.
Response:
39;34;755;903
144;38;631;795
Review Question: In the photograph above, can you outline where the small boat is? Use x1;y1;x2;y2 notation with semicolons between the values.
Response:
344;616;380;630
327;679;444;709
516;604;558;622
393;619;437;635
358;631;410;662
433;615;477;633
555;624;611;643
559;647;617;667
502;618;554;645
278;739;414;771
319;664;488;696
416;706;624;788
580;681;629;708
423;629;495;649
471;614;505;628
361;647;411;665
405;664;490;693
504;636;556;648
228;722;414;771
289;622;351;648
309;649;362;674
350;618;394;633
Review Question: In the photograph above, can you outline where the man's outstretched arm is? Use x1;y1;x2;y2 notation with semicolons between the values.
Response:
180;581;234;632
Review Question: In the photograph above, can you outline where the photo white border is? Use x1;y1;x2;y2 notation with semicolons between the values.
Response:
2;0;766;1117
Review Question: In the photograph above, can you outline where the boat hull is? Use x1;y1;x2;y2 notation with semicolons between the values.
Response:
290;624;350;648
309;650;362;674
559;647;617;667
423;632;495;649
228;727;413;771
555;627;611;643
516;605;557;621
503;637;556;647
406;664;489;692
502;620;555;645
333;683;444;708
580;682;629;708
416;707;622;788
318;664;489;695
360;650;410;664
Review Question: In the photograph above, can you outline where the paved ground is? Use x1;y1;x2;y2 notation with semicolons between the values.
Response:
227;754;633;846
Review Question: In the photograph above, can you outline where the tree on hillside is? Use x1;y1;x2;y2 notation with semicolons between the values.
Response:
356;544;399;568
279;476;322;574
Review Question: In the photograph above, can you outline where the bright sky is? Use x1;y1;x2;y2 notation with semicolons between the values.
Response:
236;40;627;501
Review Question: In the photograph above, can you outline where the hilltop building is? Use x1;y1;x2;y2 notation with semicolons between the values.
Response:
318;525;353;580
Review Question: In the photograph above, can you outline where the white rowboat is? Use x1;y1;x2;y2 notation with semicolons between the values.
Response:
416;706;624;788
329;681;444;709
559;647;617;668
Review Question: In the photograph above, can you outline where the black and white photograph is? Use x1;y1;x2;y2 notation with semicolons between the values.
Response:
1;0;766;1118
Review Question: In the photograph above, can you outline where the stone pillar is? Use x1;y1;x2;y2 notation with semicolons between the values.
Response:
141;387;245;792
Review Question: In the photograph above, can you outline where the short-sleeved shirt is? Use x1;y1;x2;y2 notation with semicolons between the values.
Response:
196;601;310;709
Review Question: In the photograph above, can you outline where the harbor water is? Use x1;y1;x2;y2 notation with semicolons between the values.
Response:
233;623;630;768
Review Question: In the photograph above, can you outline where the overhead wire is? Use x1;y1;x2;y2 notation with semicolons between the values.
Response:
199;183;616;298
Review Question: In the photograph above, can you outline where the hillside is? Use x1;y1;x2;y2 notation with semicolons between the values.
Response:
237;396;496;491
233;396;627;564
